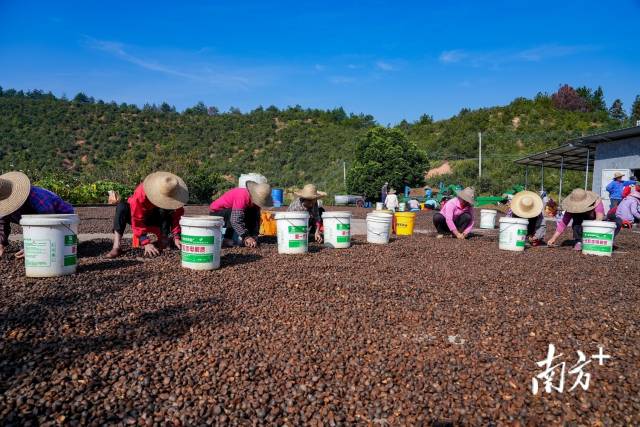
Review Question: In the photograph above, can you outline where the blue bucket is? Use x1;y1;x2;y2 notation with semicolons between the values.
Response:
272;188;284;207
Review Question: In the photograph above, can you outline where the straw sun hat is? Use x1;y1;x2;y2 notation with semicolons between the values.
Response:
294;184;327;200
511;191;543;218
143;172;189;210
0;171;31;217
561;188;599;213
246;180;274;208
613;172;625;179
388;188;397;194
456;187;475;205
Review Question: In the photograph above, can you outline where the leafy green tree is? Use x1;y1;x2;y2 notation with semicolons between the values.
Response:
73;92;92;104
347;127;428;199
609;99;627;121
630;95;640;124
592;86;606;112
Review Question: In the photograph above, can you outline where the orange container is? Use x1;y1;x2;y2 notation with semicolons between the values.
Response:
260;211;277;236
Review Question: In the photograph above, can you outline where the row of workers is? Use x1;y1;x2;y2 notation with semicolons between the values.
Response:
0;171;326;260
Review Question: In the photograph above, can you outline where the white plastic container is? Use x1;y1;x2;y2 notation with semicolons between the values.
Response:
581;220;616;257
367;212;392;244
498;217;528;252
375;202;384;210
179;216;224;270
238;173;267;188
275;212;309;254
398;202;406;212
20;214;80;277
480;209;498;229
322;211;352;249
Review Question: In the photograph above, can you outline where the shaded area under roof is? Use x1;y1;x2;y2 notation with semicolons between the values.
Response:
514;143;595;170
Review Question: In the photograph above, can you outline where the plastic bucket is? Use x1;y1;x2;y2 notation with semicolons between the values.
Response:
179;216;224;270
238;173;267;188
498;217;528;252
582;220;616;257
259;211;277;236
395;212;416;236
271;189;284;208
375;202;384;210
275;212;309;254
369;210;394;234
322;211;351;249
398;202;406;212
367;213;392;244
480;209;498;229
19;214;80;277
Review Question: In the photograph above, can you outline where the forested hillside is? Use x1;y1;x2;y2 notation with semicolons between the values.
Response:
0;85;637;200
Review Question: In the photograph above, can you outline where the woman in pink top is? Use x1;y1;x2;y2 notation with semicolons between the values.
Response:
209;181;273;248
547;189;605;251
433;187;475;239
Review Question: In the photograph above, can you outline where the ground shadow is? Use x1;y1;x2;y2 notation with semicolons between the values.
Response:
259;236;277;245
220;252;262;268
78;239;114;257
77;259;143;273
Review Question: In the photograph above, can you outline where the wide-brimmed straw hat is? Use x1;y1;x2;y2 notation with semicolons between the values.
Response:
143;171;189;210
561;188;599;213
294;184;327;200
456;187;475;205
246;180;273;208
388;188;397;194
613;172;625;179
511;190;543;218
0;171;31;217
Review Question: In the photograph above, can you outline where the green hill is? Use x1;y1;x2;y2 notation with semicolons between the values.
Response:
0;86;631;201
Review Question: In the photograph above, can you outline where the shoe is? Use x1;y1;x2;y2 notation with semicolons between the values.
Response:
530;238;542;247
105;248;123;258
436;234;444;239
573;242;582;251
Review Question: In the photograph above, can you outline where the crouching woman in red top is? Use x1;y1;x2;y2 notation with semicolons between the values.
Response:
107;172;188;258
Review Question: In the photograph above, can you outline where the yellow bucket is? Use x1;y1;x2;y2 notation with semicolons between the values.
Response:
394;212;416;236
260;211;277;236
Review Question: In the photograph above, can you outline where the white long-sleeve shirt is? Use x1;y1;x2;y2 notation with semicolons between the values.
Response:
384;194;399;211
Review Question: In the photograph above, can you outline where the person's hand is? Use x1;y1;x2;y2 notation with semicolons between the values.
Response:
15;249;25;259
243;236;258;248
456;232;466;240
314;230;323;243
144;243;160;257
173;237;181;250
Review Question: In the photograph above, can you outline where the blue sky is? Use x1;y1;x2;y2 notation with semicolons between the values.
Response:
1;0;639;124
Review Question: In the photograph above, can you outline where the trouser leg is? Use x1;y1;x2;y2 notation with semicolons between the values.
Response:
113;201;131;234
572;214;585;242
211;209;234;239
433;213;450;234
454;213;472;233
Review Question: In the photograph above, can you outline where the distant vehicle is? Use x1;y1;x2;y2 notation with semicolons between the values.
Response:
334;194;365;207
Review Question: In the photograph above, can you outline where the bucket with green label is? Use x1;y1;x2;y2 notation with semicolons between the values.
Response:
274;212;309;254
498;217;528;252
581;220;616;257
179;216;224;270
322;211;351;249
20;214;80;277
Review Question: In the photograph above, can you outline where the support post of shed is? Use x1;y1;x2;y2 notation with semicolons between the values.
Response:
584;149;590;190
541;161;545;192
525;165;529;190
559;156;565;203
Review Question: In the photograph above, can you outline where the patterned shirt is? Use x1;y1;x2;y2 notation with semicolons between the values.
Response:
0;186;74;245
288;198;322;226
209;187;259;238
128;184;184;245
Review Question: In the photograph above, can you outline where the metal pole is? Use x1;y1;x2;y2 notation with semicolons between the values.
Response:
584;149;590;190
478;132;482;179
541;161;544;192
343;160;347;190
525;166;529;189
559;156;564;203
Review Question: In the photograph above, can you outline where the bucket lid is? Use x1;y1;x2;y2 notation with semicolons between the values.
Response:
20;215;79;226
499;217;528;225
180;215;224;227
394;212;415;217
481;209;498;213
582;220;616;229
322;211;352;218
274;212;309;220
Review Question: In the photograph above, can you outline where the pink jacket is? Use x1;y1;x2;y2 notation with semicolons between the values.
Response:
440;197;474;234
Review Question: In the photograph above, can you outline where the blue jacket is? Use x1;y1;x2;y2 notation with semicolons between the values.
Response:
606;179;636;200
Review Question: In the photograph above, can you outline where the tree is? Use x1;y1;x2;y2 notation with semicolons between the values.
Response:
592;86;606;112
207;106;219;116
630;95;640;125
346;127;428;199
608;99;627;121
552;84;588;112
160;102;176;113
73;92;91;104
184;101;208;115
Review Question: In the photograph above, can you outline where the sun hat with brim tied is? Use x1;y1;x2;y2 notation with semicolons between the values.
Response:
143;172;189;210
294;184;327;200
0;171;31;217
614;172;625;179
561;188;599;213
511;190;543;219
246;181;273;208
456;187;475;205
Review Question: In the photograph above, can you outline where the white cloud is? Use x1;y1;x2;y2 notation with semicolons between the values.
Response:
439;50;468;64
375;61;395;71
329;76;356;84
438;44;596;67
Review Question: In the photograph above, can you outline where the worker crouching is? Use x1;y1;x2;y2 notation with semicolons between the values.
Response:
433;187;475;240
506;191;546;246
288;184;326;243
547;189;605;250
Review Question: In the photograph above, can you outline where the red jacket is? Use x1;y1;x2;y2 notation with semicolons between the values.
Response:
128;184;183;244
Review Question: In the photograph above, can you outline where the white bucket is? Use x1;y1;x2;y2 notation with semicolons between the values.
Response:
398;202;406;212
367;212;392;244
498;217;528;252
322;211;352;249
480;209;498;229
375;202;384;210
581;220;616;257
238;173;267;188
179;216;224;270
275;212;309;254
20;214;80;277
